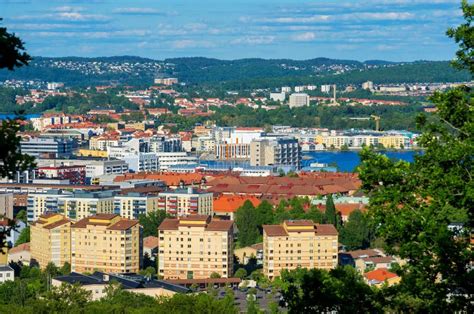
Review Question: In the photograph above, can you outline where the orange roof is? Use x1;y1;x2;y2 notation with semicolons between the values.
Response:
213;195;261;213
114;172;204;187
364;268;398;282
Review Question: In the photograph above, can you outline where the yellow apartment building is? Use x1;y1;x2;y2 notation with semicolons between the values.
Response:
158;215;234;280
71;214;142;274
59;192;115;221
263;220;338;280
30;213;72;269
113;193;160;220
378;135;405;149
158;188;213;217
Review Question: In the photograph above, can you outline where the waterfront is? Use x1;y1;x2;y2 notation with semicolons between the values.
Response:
302;150;418;172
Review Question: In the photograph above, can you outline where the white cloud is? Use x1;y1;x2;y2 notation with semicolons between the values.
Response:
113;8;165;15
231;35;275;45
292;32;316;42
171;40;215;49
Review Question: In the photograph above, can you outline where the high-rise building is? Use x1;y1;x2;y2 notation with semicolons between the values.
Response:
250;137;301;169
27;190;69;223
158;215;234;279
157;188;213;217
71;214;142;274
288;93;310;108
30;213;72;269
263;220;338;280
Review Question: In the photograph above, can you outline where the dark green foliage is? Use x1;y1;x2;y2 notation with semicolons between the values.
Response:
15;226;29;246
340;209;371;250
447;0;474;74
234;268;247;279
15;210;27;224
139;210;170;238
356;3;474;310
324;194;337;226
281;266;380;314
235;201;260;247
0;19;30;70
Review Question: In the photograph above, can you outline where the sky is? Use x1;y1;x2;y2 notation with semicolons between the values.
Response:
0;0;467;61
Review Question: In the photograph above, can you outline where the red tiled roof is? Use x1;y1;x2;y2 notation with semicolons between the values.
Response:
213;195;261;213
158;218;179;230
9;242;30;254
108;219;139;231
315;224;338;236
43;219;71;230
143;236;159;249
364;268;398;282
205;220;234;232
263;225;287;237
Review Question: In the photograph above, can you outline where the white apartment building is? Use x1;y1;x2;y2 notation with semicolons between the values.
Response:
113;193;160;220
270;92;286;102
289;93;310;108
157;188;213;217
157;152;198;171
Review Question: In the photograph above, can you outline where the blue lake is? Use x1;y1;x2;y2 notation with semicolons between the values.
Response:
0;114;40;120
302;151;418;172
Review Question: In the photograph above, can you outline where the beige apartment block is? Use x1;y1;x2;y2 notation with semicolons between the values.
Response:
113;193;160;220
158;215;234;280
263;220;338;280
71;214;142;274
378;136;405;149
59;193;115;221
30;213;72;269
158;188;213;217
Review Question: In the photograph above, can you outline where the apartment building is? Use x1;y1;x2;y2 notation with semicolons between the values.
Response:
378;135;406;149
59;192;115;221
36;165;86;185
215;143;251;160
250;137;301;169
30;213;72;269
71;214;142;274
20;137;75;158
158;188;213;217
113;193;160;219
158;215;234;279
27;190;70;223
157;152;198;171
289;93;310;108
263;220;338;280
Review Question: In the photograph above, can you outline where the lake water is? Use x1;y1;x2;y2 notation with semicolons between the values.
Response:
0;114;40;120
302;151;418;172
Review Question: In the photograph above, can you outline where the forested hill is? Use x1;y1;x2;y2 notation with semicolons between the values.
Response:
0;56;470;88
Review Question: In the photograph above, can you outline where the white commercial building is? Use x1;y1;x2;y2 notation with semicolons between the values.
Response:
157;152;198;171
269;92;286;102
289;93;310;108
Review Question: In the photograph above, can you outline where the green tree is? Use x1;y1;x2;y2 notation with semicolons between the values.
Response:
43;283;92;313
254;200;274;233
0;18;30;70
14;227;29;246
139;210;169;238
340;210;371;250
324;194;337;226
281;266;379;313
139;266;156;278
234;268;247;279
60;262;71;276
357;3;474;311
210;272;221;279
15;210;27;224
235;200;261;247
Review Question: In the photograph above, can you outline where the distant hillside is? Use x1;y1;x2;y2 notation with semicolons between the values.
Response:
0;56;470;88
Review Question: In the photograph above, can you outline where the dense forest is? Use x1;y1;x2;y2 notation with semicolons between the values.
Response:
0;56;470;89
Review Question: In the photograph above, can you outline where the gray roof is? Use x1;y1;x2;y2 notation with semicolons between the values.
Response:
53;272;190;294
0;265;14;272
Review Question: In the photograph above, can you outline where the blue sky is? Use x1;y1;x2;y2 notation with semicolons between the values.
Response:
0;0;467;61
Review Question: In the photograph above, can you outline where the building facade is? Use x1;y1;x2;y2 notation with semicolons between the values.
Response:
30;213;72;269
20;137;75;158
71;214;142;274
263;220;338;280
158;215;234;280
113;193;160;220
157;188;213;217
250;137;301;169
289;93;309;108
